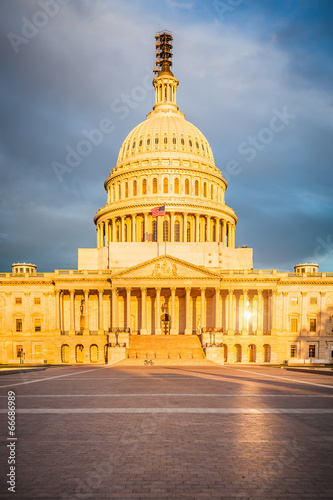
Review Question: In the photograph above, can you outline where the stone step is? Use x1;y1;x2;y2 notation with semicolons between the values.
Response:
115;357;218;366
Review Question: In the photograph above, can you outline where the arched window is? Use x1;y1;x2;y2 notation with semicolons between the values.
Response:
61;345;69;363
181;138;185;145
174;220;180;242
163;220;169;242
211;184;214;199
142;178;147;195
189;139;192;147
248;344;256;363
235;344;242;363
118;184;121;200
172;137;176;145
163;178;168;194
152;220;157;242
164;137;168;144
90;345;98;363
174;178;179;194
203;182;207;197
153;178;157;194
263;344;271;363
133;180;137;196
155;137;159;145
75;344;84;363
187;221;191;242
185;178;189;195
195;180;199;196
147;138;150;145
125;182;128;198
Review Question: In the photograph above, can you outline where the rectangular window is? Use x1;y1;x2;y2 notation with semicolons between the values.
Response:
15;297;22;305
290;345;297;358
309;318;316;332
35;345;42;358
16;345;23;358
290;318;298;332
34;297;41;305
16;319;22;332
310;297;317;305
291;297;298;305
34;318;42;332
309;345;316;358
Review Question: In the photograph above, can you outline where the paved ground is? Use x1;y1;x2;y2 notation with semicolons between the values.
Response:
1;365;333;499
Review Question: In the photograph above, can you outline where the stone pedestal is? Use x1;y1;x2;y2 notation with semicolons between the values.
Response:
107;346;126;365
205;346;224;365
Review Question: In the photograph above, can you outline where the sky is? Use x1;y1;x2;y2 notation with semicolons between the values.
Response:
0;0;333;272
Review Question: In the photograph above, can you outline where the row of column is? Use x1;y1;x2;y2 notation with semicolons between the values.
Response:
96;213;236;247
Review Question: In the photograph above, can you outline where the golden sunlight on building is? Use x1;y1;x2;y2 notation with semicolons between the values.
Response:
1;32;333;366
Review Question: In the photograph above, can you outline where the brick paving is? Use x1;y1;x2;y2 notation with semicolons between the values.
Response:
0;365;333;499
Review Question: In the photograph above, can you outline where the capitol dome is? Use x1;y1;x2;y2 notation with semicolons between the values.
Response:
94;31;237;248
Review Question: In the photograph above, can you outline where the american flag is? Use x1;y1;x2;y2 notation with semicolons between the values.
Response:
152;205;166;217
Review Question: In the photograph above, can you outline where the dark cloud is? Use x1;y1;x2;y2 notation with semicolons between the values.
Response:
0;0;332;272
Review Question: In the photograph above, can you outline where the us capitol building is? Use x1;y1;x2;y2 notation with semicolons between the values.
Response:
1;32;333;366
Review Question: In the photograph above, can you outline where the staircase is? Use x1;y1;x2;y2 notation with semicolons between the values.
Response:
116;335;216;366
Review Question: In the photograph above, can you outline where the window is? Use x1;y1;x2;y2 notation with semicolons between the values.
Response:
34;297;41;305
203;183;207;197
153;178;157;194
189;139;192;147
163;178;168;194
16;319;22;332
195;180;199;196
163;220;169;242
125;182;128;198
90;344;98;363
263;344;271;363
141;221;145;242
15;297;22;305
290;345;297;358
116;222;120;242
235;344;242;363
291;297;298;304
309;318;316;332
172;137;176;145
310;297;317;305
152;220;157;242
132;141;136;149
133;180;137;196
17;345;23;358
124;224;128;242
174;178;179;194
118;184;121;200
147;138;150;145
34;318;42;332
164;137;167;144
185;179;189;195
290;318;298;332
35;345;42;358
61;344;69;363
139;140;142;147
175;221;180;242
211;184;214;199
155;137;159;144
309;345;316;358
181;138;185;145
142;178;147;195
196;141;199;148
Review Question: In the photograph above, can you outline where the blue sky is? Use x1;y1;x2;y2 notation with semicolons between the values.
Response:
0;0;332;272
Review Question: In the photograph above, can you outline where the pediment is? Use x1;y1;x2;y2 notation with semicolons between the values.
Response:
111;255;220;280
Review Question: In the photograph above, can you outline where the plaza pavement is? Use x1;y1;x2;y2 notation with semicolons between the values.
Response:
1;364;333;499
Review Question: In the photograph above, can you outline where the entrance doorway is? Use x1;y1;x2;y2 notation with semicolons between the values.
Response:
161;313;170;335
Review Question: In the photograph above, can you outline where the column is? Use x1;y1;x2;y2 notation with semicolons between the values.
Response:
271;290;277;333
183;212;188;242
300;292;307;334
228;289;234;334
98;290;104;333
195;214;200;242
140;287;147;334
105;221;110;246
282;292;288;332
231;225;236;248
170;212;175;243
155;287;162;335
242;289;248;334
144;213;148;242
215;287;220;329
126;287;131;332
121;216;125;242
111;287;118;330
55;290;61;332
200;288;206;331
132;215;136;242
319;292;326;334
222;221;227;246
112;218;116;243
97;225;100;249
69;290;75;334
84;290;89;333
185;287;191;335
170;287;177;335
227;222;231;247
100;222;105;247
256;289;263;334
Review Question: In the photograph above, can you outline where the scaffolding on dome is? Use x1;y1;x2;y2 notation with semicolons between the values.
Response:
154;31;173;75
